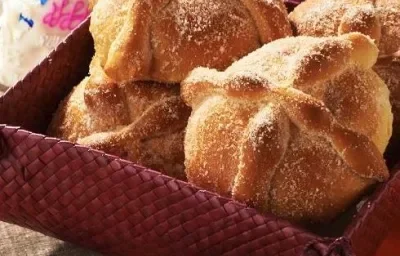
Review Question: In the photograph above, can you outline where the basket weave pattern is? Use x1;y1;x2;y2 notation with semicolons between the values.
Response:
0;125;329;256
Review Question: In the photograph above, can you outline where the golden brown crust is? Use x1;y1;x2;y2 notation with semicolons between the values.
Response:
90;0;292;83
184;98;259;195
182;33;391;222
48;78;96;142
289;0;349;37
239;0;292;43
233;104;290;210
374;52;400;141
48;78;191;179
84;62;130;125
150;0;260;82
289;0;400;54
89;0;130;69
375;7;400;56
338;5;381;42
374;0;400;55
269;132;375;222
289;0;400;150
102;0;155;81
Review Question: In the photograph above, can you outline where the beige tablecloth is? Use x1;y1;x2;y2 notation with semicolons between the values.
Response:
0;222;100;256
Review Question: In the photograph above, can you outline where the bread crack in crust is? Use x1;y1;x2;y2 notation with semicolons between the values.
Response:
182;33;392;222
48;0;292;179
289;0;400;144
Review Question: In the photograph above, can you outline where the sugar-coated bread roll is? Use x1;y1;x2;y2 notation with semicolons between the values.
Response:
289;0;400;143
89;0;292;83
48;0;292;178
181;33;392;222
48;75;191;180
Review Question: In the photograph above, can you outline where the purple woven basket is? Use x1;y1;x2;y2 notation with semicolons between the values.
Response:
0;1;398;255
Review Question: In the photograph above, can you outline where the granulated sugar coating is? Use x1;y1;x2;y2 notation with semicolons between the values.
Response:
289;0;400;146
89;0;292;83
289;0;400;56
152;0;259;81
182;33;392;222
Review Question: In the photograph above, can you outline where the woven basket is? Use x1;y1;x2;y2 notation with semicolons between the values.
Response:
0;1;398;255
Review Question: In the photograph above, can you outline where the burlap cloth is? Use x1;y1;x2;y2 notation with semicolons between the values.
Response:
0;222;100;256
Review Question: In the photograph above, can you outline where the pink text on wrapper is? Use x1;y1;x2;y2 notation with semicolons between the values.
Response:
43;0;89;31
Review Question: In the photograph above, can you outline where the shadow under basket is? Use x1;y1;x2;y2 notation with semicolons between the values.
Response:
1;3;400;256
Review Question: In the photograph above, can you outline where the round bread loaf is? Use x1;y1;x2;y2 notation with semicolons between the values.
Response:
181;33;392;222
